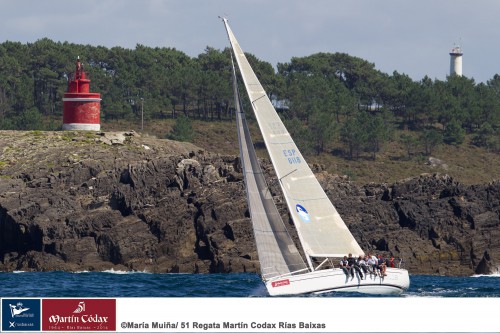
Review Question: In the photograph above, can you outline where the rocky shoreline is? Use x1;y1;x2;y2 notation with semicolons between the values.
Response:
0;131;498;276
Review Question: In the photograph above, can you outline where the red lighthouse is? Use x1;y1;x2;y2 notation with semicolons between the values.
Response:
62;57;101;131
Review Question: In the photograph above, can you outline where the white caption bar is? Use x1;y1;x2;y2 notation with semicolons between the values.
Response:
116;297;500;332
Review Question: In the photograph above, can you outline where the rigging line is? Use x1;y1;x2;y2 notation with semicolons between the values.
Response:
268;141;294;145
284;195;329;202
279;168;298;182
251;94;267;104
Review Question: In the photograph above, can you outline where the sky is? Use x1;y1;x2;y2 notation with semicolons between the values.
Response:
1;0;499;83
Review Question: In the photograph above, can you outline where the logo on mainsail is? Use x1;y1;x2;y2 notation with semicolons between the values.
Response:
295;204;310;223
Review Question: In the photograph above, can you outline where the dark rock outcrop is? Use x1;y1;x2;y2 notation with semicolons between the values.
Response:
0;131;498;276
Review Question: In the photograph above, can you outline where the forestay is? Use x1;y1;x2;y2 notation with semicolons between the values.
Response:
223;18;364;262
230;54;307;280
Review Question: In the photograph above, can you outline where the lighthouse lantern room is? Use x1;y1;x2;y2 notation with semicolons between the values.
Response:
62;57;101;131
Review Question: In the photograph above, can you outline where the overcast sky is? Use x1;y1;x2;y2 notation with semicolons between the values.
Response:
1;0;499;83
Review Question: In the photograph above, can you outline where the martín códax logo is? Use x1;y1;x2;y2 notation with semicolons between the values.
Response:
42;299;116;331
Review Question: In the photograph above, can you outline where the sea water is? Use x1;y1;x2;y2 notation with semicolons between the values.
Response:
1;271;499;297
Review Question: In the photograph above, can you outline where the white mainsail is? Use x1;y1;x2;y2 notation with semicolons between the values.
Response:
223;18;364;265
230;54;308;280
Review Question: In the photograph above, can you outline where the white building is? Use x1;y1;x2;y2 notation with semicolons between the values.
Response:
449;45;463;77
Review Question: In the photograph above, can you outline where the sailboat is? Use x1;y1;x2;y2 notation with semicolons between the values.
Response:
222;18;410;296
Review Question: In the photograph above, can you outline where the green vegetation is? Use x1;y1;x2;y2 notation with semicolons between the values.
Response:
100;119;499;185
0;39;498;184
60;131;77;142
168;114;194;142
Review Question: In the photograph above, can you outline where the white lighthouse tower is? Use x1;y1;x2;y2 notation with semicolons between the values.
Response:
449;44;463;76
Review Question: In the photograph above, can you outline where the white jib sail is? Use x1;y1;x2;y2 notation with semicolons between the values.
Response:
231;54;308;280
223;18;364;261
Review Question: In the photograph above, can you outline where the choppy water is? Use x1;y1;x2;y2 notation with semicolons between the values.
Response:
1;271;499;297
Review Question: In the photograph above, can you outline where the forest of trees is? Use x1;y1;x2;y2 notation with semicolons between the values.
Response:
0;38;498;158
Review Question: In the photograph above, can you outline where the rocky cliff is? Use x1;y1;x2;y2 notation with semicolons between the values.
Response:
0;130;498;276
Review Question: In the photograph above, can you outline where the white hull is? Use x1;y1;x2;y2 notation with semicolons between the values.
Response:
266;267;410;296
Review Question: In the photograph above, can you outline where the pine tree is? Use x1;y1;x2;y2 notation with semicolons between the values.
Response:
443;119;465;145
420;128;442;155
168;114;194;142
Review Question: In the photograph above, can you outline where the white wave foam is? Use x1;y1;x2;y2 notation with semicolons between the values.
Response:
472;266;500;277
71;268;150;274
12;270;26;274
471;273;500;278
402;287;456;297
102;269;152;274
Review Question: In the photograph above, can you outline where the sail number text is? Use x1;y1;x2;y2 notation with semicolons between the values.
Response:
283;149;301;164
